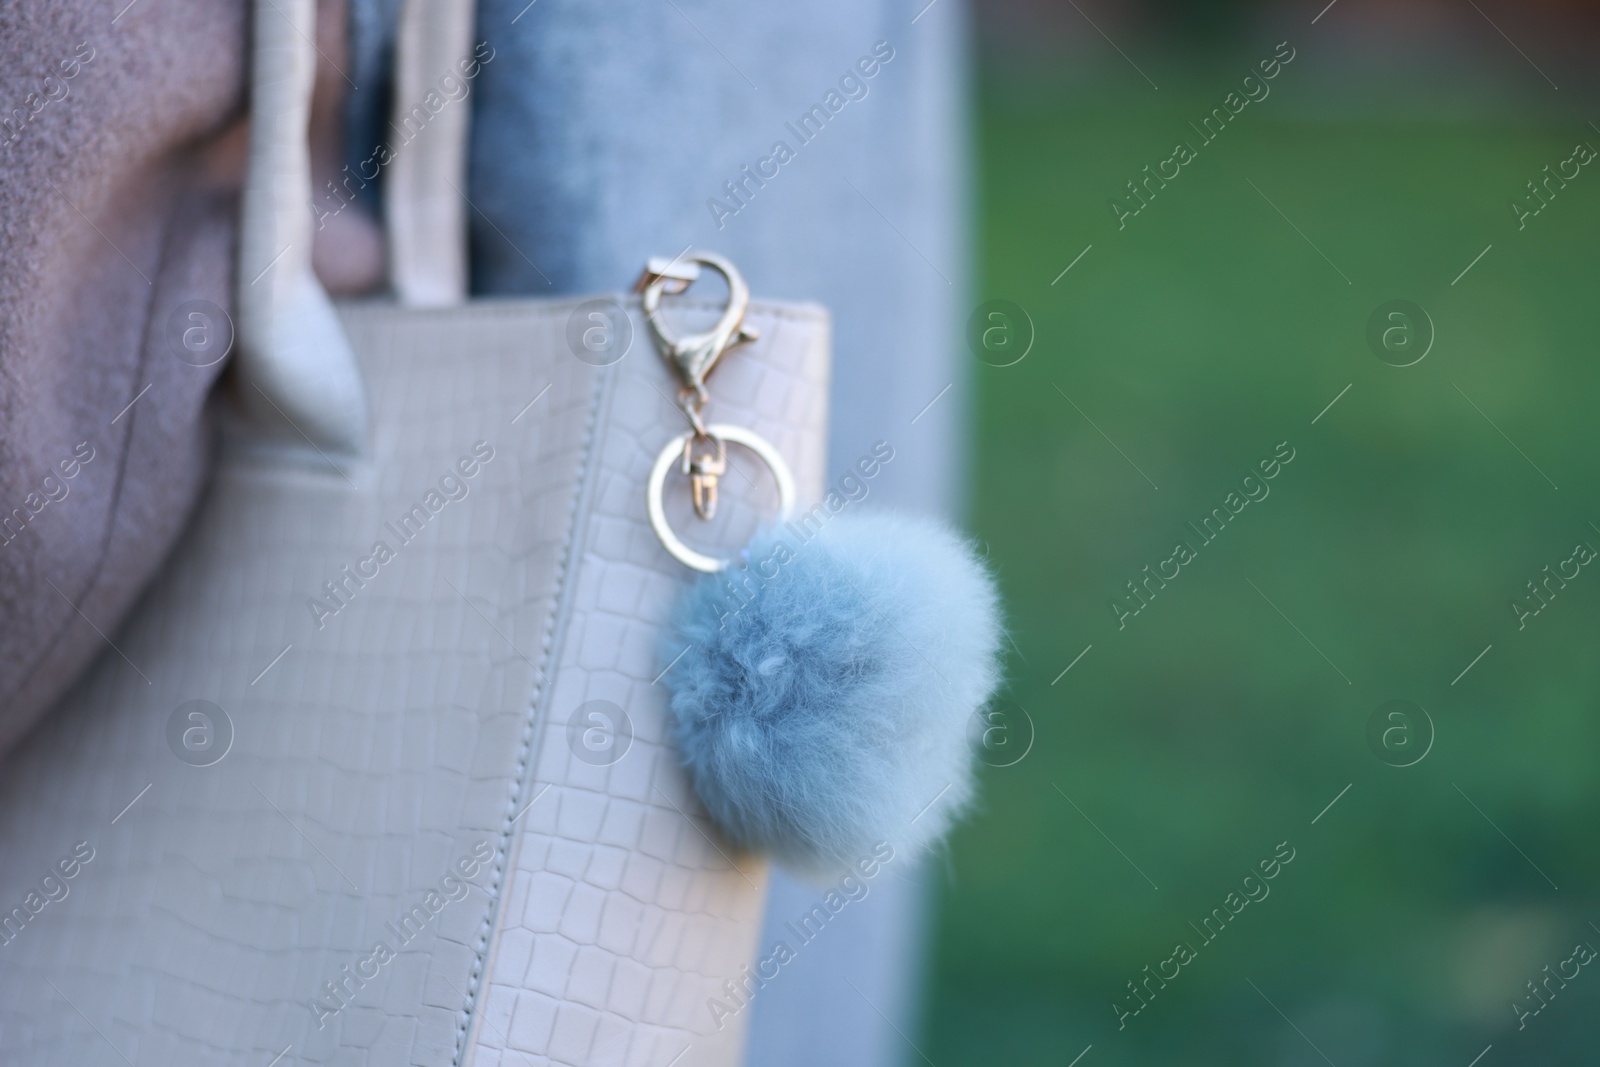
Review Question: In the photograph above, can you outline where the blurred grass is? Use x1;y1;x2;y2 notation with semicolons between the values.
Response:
925;48;1600;1067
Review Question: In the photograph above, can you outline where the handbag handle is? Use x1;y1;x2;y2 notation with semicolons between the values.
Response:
237;0;369;456
236;0;475;453
386;0;475;306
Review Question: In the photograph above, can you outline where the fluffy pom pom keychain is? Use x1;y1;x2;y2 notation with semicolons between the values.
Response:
637;253;1004;875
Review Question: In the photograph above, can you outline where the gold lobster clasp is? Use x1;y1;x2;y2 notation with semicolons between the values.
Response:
635;251;761;520
634;251;760;434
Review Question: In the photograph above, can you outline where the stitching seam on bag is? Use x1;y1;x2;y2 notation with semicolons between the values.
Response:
451;353;613;1066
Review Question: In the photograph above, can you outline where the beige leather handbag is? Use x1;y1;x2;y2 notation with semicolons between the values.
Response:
0;2;828;1064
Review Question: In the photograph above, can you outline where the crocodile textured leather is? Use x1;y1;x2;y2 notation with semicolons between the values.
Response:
0;294;829;1067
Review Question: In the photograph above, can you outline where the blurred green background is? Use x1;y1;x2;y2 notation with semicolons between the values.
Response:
925;7;1600;1064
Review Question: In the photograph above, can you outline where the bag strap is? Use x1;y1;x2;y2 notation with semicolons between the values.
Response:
386;0;475;306
237;0;369;456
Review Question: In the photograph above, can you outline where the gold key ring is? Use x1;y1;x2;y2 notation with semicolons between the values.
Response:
645;423;796;573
